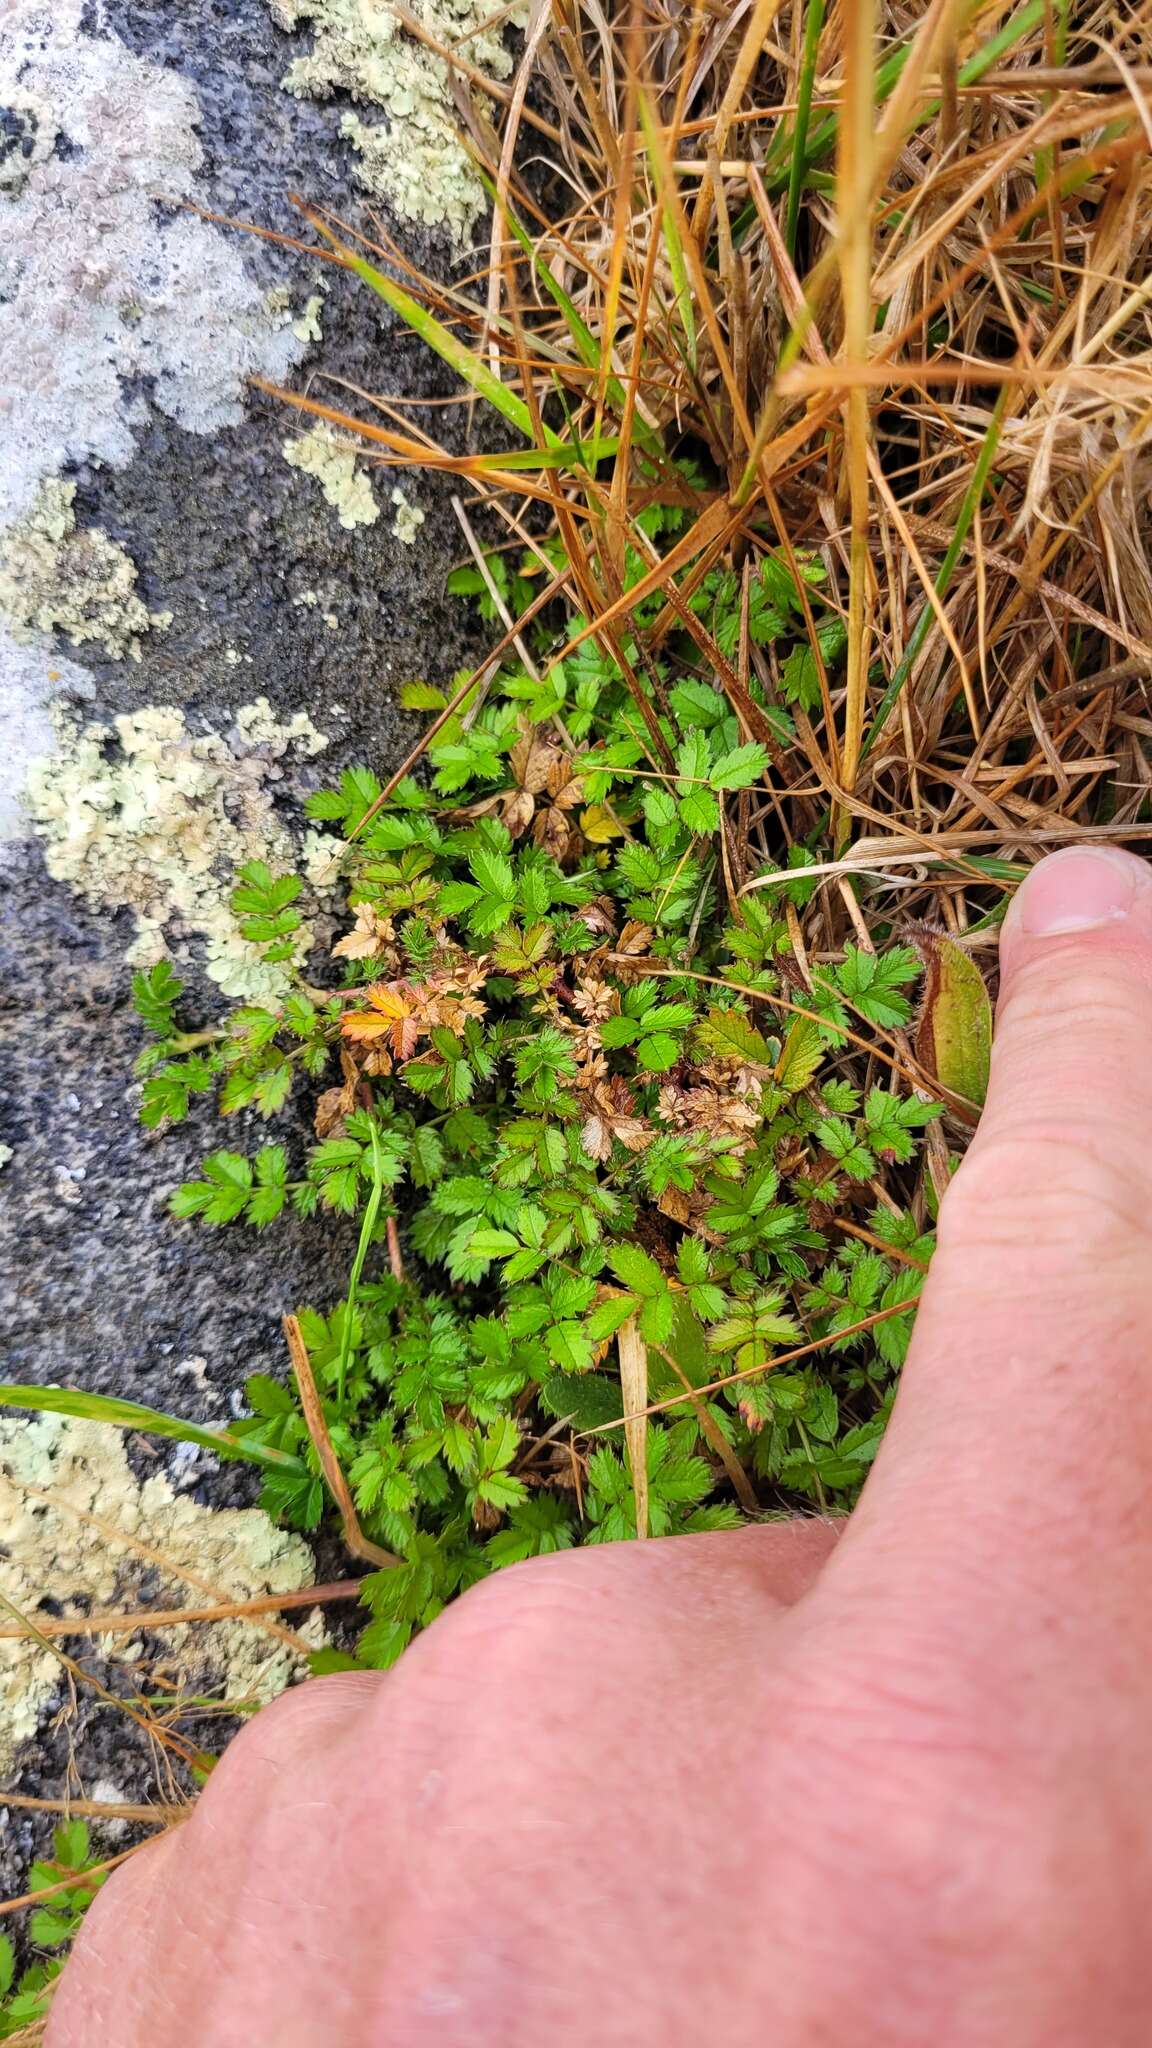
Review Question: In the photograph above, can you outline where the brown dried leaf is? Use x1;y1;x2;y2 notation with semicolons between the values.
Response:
572;977;619;1024
578;895;617;937
313;1088;349;1139
502;788;536;839
533;806;571;860
579;1076;651;1161
332;903;395;962
509;729;557;794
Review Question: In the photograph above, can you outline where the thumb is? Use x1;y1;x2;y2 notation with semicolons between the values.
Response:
819;846;1152;1637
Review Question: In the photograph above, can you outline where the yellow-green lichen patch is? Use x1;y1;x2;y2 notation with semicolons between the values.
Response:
292;290;325;343
0;479;171;661
24;699;331;1003
0;1413;322;1773
269;0;526;245
282;422;380;529
390;486;425;546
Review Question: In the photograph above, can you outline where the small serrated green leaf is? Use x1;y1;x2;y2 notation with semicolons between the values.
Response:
709;742;771;790
775;1016;824;1093
695;1006;772;1065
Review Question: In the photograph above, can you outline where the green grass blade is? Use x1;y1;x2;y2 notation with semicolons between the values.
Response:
486;177;601;371
335;1122;387;1404
768;0;1045;194
0;1384;305;1473
309;217;546;443
486;177;666;460
472;437;623;471
861;381;1009;760
785;0;826;259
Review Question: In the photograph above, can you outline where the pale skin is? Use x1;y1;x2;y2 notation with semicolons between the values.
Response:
48;845;1152;2046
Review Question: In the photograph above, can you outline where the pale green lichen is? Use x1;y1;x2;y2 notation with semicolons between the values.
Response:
268;0;526;245
24;699;331;1003
292;290;325;343
390;485;425;546
283;422;380;529
0;1413;322;1772
1;0;308;524
0;479;171;661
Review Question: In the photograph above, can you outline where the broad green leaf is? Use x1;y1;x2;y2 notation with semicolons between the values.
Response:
638;1290;676;1346
709;742;772;791
546;1321;595;1374
608;1243;666;1299
678;787;720;835
465;1226;521;1262
636;1032;681;1072
913;926;992;1111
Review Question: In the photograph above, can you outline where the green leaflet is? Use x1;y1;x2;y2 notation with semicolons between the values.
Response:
775;1017;824;1093
695;1006;772;1066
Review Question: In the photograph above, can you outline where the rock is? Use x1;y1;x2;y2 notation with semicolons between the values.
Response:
0;0;489;1409
0;0;497;1874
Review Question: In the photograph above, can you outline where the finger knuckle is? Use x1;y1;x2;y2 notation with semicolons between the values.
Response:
202;1670;381;1790
405;1550;619;1715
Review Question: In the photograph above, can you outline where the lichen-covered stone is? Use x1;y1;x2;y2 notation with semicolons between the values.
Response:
283;422;381;529
0;0;489;1874
0;0;309;526
24;700;331;1002
0;1413;322;1772
0;480;171;661
269;0;526;243
292;290;326;343
391;485;426;545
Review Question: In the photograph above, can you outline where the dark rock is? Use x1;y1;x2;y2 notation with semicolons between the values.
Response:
1;0;489;1406
0;0;492;1874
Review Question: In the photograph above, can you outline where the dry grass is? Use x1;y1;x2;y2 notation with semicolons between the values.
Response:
267;0;1152;953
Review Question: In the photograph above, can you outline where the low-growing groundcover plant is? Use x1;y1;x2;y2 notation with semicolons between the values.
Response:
129;539;952;1669
0;1825;105;2037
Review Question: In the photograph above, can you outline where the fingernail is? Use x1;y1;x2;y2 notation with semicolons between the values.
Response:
1015;846;1149;938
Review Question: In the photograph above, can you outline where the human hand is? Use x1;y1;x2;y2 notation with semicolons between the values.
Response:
47;847;1152;2047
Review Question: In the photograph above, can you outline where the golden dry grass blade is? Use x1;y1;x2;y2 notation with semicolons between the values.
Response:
835;0;877;819
283;1315;398;1570
617;1317;649;1539
0;1582;364;1640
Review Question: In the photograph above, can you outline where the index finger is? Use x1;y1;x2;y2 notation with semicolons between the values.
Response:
816;847;1152;1654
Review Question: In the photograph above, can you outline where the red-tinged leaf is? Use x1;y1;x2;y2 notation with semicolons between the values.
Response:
911;925;992;1115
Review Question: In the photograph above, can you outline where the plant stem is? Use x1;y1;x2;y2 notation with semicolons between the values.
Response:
335;1120;386;1405
785;0;825;260
835;0;876;836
